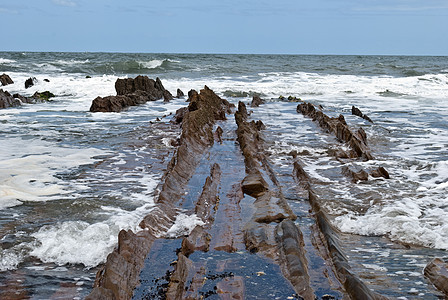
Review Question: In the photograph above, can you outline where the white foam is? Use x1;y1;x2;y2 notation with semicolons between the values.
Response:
165;213;205;238
138;59;165;69
0;138;105;206
0;58;16;64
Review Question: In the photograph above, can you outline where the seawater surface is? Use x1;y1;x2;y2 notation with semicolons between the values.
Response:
1;52;448;298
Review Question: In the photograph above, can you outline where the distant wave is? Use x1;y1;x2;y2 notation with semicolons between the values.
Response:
0;58;16;64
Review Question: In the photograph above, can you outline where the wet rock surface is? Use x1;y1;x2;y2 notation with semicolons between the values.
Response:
84;90;419;300
424;258;448;296
0;89;55;109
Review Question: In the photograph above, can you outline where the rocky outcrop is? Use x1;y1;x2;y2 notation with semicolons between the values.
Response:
176;88;184;98
370;166;390;179
87;86;232;300
90;76;174;112
0;89;22;108
25;77;37;89
250;95;264;107
352;105;373;123
0;74;13;86
424;258;448;296
0;89;54;109
298;102;373;160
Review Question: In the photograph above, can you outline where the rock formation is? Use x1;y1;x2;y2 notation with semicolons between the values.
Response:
25;77;37;89
352;105;373;123
90;76;174;112
0;74;13;86
0;89;55;109
424;258;448;296
250;95;264;107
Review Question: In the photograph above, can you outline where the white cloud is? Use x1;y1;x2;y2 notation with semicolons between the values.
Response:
52;0;77;7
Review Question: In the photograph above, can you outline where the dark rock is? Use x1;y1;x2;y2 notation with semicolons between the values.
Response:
90;95;135;113
424;258;448;296
176;88;184;98
25;77;37;89
86;76;92;79
163;90;173;102
43;79;50;82
32;91;55;101
251;95;264;107
370;167;390;179
352;105;373;123
214;126;223;143
0;74;14;86
187;89;198;102
298;102;373;160
173;107;188;124
0;89;21;109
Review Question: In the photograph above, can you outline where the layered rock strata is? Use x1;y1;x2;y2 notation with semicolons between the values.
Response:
235;101;314;299
87;86;232;299
297;102;373;160
424;258;448;297
90;76;174;112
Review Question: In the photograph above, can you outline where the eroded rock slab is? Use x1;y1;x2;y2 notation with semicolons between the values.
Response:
424;258;448;296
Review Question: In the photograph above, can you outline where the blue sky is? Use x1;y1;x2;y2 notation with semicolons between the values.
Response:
1;0;447;55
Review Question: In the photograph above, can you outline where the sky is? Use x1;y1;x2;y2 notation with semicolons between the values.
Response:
0;0;447;55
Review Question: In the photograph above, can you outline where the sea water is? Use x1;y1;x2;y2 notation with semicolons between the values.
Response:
1;52;448;298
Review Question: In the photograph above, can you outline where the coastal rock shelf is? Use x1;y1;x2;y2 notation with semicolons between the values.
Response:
84;87;437;300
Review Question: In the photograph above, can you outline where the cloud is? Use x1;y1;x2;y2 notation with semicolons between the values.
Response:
52;0;76;7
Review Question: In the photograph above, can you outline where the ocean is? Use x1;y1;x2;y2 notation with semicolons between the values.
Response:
1;52;448;298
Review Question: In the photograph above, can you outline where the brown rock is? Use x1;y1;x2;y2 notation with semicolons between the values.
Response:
342;166;369;182
275;220;314;299
370;167;390;179
216;276;245;300
424;258;448;296
176;88;184;98
352;105;373;123
241;172;268;198
0;89;21;109
251;95;264;107
0;74;13;86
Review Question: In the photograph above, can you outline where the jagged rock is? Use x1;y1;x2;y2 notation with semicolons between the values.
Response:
195;163;221;224
352;105;373;123
25;77;37;89
0;89;21;108
342;166;369;182
297;102;373;160
176;88;184;98
181;226;211;256
251;95;264;107
87;86;232;299
187;89;198;102
173;107;188;124
0;74;13;86
424;258;448;296
370;167;390;179
43;79;50;82
90;95;135;113
216;276;245;299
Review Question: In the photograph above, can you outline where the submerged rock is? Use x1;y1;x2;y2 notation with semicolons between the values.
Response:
0;74;14;86
32;91;55;101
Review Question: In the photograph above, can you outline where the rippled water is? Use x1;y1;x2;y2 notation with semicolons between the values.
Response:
1;52;448;298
